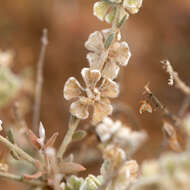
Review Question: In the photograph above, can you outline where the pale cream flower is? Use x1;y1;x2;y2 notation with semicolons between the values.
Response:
93;1;129;24
64;68;119;124
93;0;143;24
103;144;126;168
123;0;143;14
85;29;131;80
115;160;139;189
96;117;147;153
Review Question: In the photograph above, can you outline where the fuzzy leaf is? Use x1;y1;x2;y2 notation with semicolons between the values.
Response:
23;171;42;180
104;33;114;49
117;14;128;28
7;129;14;144
28;129;41;149
44;132;59;149
72;130;87;142
59;162;86;174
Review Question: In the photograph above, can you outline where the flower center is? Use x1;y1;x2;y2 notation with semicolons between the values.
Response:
86;87;101;102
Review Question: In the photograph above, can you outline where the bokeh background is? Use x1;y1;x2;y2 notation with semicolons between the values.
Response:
0;0;190;189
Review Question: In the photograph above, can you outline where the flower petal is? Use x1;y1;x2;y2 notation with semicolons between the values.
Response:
111;41;131;66
64;77;83;100
123;0;143;14
81;68;101;89
102;61;120;80
105;7;116;24
102;28;121;41
86;52;103;70
93;1;111;22
85;31;104;53
70;100;89;119
99;78;119;98
92;98;113;124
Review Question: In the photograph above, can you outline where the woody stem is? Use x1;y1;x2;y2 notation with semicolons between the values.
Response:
57;115;80;159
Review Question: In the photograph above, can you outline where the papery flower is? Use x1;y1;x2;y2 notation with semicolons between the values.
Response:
96;117;121;142
93;1;129;24
123;0;143;14
0;50;14;67
93;0;143;24
96;117;147;153
85;29;131;80
115;160;139;189
103;144;126;168
64;68;119;124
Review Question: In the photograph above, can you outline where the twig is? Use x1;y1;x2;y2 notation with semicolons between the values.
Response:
57;115;80;159
144;84;181;127
178;96;190;117
32;28;48;133
0;171;45;186
162;60;190;96
0;135;36;165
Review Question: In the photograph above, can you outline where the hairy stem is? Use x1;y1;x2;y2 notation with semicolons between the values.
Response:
57;115;80;159
0;171;45;186
0;135;36;165
33;28;48;133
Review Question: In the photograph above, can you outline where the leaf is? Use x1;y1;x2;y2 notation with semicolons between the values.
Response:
104;33;114;49
72;130;87;142
59;162;86;174
7;129;15;144
44;132;59;149
117;14;128;28
28;129;41;149
139;100;152;114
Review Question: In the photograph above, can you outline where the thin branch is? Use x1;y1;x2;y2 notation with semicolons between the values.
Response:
144;84;181;127
162;60;190;96
0;135;36;165
32;28;48;133
0;171;45;186
57;115;80;159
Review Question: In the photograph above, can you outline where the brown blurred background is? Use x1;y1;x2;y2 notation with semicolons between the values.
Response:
1;0;190;189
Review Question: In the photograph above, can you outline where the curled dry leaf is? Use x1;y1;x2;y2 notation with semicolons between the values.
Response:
28;129;41;150
23;171;42;180
44;132;59;149
162;121;181;152
59;162;86;174
139;100;152;114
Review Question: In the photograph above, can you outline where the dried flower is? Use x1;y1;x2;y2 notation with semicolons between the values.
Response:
96;117;147;153
103;144;126;168
85;29;131;80
93;0;143;24
93;1;129;24
115;160;139;189
64;68;119;124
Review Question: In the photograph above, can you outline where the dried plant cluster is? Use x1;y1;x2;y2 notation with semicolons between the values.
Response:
0;1;190;190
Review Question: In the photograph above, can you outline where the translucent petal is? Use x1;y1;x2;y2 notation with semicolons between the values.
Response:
85;31;104;53
86;52;103;70
64;77;83;100
93;1;111;22
92;98;113;124
81;68;101;89
111;41;131;66
105;7;116;24
102;61;120;80
70;100;89;119
123;0;143;14
123;0;143;8
99;78;119;98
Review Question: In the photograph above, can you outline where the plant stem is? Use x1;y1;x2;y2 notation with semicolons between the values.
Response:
0;171;45;186
57;115;80;159
112;5;120;31
0;135;36;165
33;28;48;133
